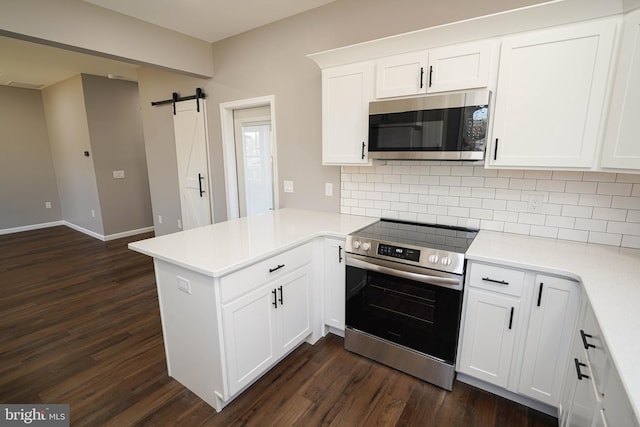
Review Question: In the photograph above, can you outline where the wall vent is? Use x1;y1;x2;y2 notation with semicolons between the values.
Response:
7;81;44;90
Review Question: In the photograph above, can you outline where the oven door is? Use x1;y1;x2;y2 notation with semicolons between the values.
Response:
345;254;463;364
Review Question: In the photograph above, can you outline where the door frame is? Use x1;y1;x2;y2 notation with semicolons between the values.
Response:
220;95;279;220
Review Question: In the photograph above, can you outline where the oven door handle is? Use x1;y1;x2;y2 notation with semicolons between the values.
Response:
346;256;463;290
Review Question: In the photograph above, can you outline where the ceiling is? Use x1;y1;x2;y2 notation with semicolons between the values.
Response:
0;0;336;89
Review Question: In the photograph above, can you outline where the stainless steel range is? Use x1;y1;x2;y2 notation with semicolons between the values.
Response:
344;219;478;390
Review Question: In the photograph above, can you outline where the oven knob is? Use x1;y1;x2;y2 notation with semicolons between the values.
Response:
441;256;452;266
353;240;361;249
362;242;371;251
428;254;439;264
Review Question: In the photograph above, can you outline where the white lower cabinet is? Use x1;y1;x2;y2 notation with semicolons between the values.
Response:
458;262;580;410
222;266;311;397
559;300;638;427
323;237;346;332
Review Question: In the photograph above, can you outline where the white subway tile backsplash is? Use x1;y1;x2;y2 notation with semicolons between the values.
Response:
341;162;640;249
565;181;598;194
588;232;622;246
597;183;632;196
578;194;612;208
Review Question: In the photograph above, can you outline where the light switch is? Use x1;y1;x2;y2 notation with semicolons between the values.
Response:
325;183;333;196
284;180;294;193
113;170;125;179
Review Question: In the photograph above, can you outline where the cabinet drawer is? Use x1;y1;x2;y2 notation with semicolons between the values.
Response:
219;243;313;304
468;262;525;297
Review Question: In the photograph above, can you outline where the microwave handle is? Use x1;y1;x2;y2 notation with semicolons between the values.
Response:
346;255;462;290
361;141;366;160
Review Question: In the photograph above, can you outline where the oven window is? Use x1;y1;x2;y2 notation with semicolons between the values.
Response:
345;266;462;363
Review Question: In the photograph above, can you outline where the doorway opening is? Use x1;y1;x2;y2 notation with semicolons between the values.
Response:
220;96;279;220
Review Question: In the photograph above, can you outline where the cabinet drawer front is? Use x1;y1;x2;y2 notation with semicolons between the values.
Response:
468;262;525;297
220;243;312;304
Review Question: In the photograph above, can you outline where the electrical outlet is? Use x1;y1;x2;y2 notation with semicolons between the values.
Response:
284;180;294;193
325;183;333;196
45;201;52;209
112;170;125;179
177;276;191;294
158;215;163;224
177;219;182;229
91;209;96;218
528;195;543;213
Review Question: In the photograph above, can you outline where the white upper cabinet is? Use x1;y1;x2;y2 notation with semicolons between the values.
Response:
490;19;617;168
601;9;640;171
375;40;494;99
322;62;374;165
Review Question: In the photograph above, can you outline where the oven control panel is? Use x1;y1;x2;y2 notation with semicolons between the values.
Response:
377;244;420;262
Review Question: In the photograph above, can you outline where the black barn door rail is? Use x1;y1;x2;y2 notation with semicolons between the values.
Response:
151;88;206;115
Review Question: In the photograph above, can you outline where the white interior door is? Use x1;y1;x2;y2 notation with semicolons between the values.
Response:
173;99;212;230
233;106;274;217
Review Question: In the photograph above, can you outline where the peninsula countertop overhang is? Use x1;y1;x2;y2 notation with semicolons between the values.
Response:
127;208;378;278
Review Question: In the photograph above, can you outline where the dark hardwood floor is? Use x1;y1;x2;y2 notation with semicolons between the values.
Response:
0;226;558;426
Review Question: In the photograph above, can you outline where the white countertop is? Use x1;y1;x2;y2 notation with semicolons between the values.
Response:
128;208;377;277
467;230;640;421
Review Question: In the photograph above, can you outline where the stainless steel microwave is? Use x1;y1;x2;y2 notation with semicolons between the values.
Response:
368;90;490;161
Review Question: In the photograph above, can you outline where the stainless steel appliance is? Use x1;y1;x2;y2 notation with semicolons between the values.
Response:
368;90;490;161
344;219;478;390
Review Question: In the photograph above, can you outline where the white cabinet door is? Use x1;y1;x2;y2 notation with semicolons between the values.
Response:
222;283;276;397
277;267;312;353
519;275;580;406
427;40;494;93
490;19;617;168
601;9;640;170
375;41;494;98
375;51;429;98
458;288;520;388
601;367;637;427
323;237;346;331
322;62;374;165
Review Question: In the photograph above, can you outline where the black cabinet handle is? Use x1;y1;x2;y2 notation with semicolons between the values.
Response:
420;67;424;89
198;173;205;197
278;285;283;305
338;245;343;263
494;138;499;161
482;277;509;285
269;264;285;273
537;282;544;307
574;358;590;380
508;307;514;330
272;289;278;308
361;142;366;160
580;330;596;350
428;65;433;87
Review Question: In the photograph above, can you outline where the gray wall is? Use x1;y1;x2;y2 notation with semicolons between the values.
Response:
0;85;61;230
82;74;153;235
42;75;104;235
136;0;549;235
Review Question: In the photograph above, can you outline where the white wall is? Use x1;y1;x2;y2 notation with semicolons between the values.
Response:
341;161;640;248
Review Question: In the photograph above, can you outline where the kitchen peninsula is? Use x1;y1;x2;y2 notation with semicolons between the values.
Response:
129;208;640;425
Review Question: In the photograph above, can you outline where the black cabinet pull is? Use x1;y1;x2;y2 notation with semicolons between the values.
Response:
198;173;205;197
428;65;433;87
574;358;590;380
420;67;424;89
269;264;285;273
482;277;509;285
508;307;514;330
338;245;343;263
537;282;544;307
272;289;278;308
494;138;499;161
361;142;366;160
580;330;596;350
278;285;283;305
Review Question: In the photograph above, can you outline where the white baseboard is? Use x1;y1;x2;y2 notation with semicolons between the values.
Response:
0;221;154;242
0;221;64;235
103;226;154;241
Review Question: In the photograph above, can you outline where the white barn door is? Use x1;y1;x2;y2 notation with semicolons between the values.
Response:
173;99;213;230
